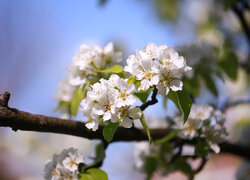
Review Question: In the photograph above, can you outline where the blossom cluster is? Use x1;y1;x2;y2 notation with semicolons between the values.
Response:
68;42;122;87
174;104;228;153
54;42;122;118
124;43;191;95
81;74;142;131
44;148;84;180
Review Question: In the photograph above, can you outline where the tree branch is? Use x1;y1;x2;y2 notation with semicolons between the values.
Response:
232;2;250;46
1;92;250;159
140;88;158;111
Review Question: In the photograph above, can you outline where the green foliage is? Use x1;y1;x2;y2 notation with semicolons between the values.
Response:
102;121;120;142
70;81;90;117
155;130;179;145
140;113;152;143
195;140;210;156
222;0;241;10
134;88;153;103
167;89;192;123
218;44;238;81
183;76;200;96
79;168;108;180
95;142;106;163
96;65;123;73
203;73;218;96
127;75;136;84
54;101;70;112
155;0;179;21
144;157;157;180
173;157;194;179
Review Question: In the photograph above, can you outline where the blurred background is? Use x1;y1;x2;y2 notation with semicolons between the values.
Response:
0;0;249;179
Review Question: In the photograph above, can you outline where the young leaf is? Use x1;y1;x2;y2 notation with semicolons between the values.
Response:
70;81;90;117
79;168;108;180
173;157;194;179
176;89;192;123
86;168;108;180
195;141;210;156
140;113;152;143
127;75;136;84
95;142;106;163
218;47;238;81
144;157;157;180
134;88;152;103
70;87;84;117
102;122;120;142
79;173;95;180
155;130;179;145
96;65;123;73
54;101;70;112
203;74;218;97
167;89;192;123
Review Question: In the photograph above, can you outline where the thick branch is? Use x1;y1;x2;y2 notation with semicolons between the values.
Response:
0;92;250;159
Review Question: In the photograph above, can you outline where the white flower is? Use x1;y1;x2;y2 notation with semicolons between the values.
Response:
67;42;122;87
44;148;84;180
54;77;76;102
62;149;84;172
124;42;191;95
175;116;201;139
137;59;160;91
189;104;214;121
80;75;138;131
156;69;183;96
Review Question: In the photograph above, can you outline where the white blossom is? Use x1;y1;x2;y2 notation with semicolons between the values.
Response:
68;42;122;87
80;75;139;131
189;104;214;121
44;148;84;180
173;104;228;153
175;116;202;139
124;43;191;94
54;77;76;102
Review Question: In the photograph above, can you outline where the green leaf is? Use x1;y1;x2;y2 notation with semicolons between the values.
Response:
87;168;108;180
140;113;152;143
54;101;70;112
79;168;108;180
183;76;200;96
70;87;84;117
155;130;179;145
134;88;152;103
144;157;157;180
203;74;218;96
127;75;136;84
155;0;179;21
102;122;120;142
135;81;141;89
168;89;192;123
173;157;194;179
95;142;106;163
96;65;123;73
70;81;90;117
218;47;238;81
195;141;210;156
79;173;95;180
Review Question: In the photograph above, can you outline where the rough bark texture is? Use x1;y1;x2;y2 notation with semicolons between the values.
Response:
0;92;250;159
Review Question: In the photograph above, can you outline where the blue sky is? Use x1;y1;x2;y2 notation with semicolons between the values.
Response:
0;0;193;179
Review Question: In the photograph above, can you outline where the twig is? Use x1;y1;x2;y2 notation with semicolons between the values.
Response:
194;157;207;174
232;2;250;46
140;88;158;111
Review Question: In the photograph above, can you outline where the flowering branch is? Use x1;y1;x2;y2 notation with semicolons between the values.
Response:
1;92;250;160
